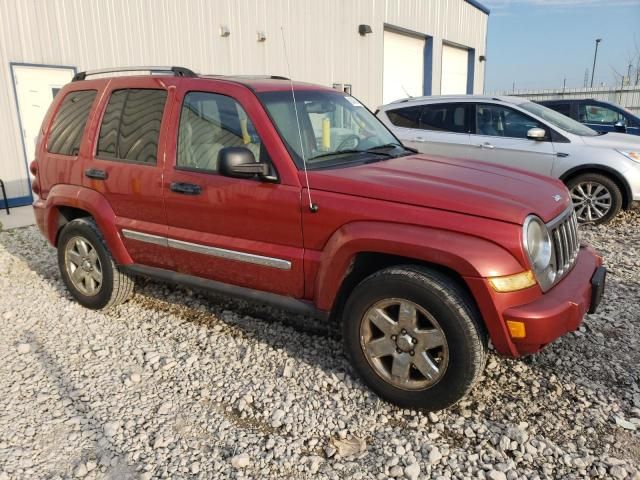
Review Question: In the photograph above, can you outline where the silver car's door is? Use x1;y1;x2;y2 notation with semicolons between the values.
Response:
383;103;474;159
472;103;556;175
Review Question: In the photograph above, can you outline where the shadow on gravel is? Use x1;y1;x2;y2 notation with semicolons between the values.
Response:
24;330;139;479
0;227;363;397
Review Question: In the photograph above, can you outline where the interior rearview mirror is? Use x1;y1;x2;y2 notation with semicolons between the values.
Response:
218;147;275;181
527;127;546;141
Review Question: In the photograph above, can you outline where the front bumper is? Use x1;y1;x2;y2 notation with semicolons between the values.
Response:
466;243;603;357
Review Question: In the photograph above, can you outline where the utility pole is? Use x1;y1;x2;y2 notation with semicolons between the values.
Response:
627;63;633;87
590;38;602;88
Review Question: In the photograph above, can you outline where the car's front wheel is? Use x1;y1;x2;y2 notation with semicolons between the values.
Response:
342;266;487;411
566;173;622;225
57;218;135;309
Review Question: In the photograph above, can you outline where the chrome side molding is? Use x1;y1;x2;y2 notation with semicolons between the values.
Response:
121;229;292;270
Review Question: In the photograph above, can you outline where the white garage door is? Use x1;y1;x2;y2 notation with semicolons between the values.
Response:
441;44;468;95
383;30;424;105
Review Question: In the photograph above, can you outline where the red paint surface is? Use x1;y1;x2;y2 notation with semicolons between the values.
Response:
32;75;602;358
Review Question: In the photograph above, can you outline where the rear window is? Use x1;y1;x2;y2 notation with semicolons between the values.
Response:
47;90;97;156
97;89;167;164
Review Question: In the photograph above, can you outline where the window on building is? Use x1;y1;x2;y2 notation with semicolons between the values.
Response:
386;106;422;128
177;92;263;172
47;90;97;156
419;103;468;133
475;104;544;139
579;104;623;125
97;89;167;164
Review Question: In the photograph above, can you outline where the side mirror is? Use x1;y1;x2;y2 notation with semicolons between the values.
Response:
527;127;547;141
614;120;627;133
218;147;273;180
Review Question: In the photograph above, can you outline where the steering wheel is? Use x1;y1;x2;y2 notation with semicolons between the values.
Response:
336;135;360;151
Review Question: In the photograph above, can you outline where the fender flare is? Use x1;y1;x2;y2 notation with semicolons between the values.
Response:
43;184;132;265
313;221;524;311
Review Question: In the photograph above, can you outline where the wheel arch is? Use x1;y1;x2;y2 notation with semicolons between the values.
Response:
43;185;132;264
559;165;632;209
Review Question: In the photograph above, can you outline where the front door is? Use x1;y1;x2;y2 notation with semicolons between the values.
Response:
163;83;304;297
10;64;75;205
472;103;557;175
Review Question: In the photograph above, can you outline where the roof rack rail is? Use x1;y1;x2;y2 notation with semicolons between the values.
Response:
72;66;197;82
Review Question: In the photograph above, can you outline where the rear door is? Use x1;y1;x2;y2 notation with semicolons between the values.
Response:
162;81;304;297
385;103;474;159
472;103;557;175
82;77;176;269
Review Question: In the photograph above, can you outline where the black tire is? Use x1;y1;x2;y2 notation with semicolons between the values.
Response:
566;173;623;225
342;266;487;411
57;218;135;310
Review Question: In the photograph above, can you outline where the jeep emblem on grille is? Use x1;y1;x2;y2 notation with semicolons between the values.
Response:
553;194;562;202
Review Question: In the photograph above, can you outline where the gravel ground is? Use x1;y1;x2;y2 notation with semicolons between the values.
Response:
1;212;639;480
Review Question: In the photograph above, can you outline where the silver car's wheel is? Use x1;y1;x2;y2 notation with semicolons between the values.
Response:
64;236;103;296
570;181;612;222
566;173;623;225
360;298;449;391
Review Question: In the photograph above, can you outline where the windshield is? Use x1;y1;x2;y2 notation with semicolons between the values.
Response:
520;102;599;136
258;90;404;169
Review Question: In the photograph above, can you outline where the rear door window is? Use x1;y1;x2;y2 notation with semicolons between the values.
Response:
386;106;422;128
97;89;167;164
547;103;571;117
47;90;97;156
419;103;468;133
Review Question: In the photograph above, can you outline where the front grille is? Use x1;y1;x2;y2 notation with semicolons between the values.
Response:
549;209;580;280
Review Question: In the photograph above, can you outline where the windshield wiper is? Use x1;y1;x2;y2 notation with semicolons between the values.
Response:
366;143;418;153
308;149;393;162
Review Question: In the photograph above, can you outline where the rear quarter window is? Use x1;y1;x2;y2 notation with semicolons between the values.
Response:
47;90;97;156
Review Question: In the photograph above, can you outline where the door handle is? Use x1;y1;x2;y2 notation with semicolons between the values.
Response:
476;142;495;149
85;168;108;180
170;182;202;195
415;136;426;142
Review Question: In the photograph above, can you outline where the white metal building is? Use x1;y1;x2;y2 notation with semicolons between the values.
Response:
0;0;489;208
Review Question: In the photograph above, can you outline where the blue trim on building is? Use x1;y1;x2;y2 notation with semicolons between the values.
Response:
467;48;476;94
423;37;433;96
8;62;77;205
465;0;490;15
0;194;32;210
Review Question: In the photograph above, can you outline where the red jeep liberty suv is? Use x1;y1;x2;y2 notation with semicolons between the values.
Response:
31;67;606;411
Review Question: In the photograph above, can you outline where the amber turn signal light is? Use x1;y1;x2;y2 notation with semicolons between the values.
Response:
506;320;526;339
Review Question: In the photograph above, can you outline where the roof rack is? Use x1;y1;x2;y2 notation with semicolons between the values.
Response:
72;66;197;82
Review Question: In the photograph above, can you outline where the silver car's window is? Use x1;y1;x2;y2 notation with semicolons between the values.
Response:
520;101;598;136
475;104;544;139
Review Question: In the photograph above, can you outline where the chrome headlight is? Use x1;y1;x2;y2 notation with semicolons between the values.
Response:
523;215;555;290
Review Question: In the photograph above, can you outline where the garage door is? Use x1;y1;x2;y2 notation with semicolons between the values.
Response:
383;30;424;105
441;44;468;95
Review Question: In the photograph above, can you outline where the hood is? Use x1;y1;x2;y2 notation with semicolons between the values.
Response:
307;154;571;224
580;132;640;149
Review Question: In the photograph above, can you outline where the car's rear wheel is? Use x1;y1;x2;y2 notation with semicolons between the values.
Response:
57;218;135;309
342;266;487;411
566;173;622;225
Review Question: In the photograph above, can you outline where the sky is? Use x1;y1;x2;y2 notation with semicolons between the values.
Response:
483;0;640;92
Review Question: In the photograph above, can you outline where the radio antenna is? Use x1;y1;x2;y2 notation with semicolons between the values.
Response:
280;27;318;213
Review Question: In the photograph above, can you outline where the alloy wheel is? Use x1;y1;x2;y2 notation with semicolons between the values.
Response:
570;181;612;223
360;298;449;390
64;236;103;296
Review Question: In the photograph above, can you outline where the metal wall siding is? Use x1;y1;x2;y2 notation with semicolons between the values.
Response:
0;0;487;201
